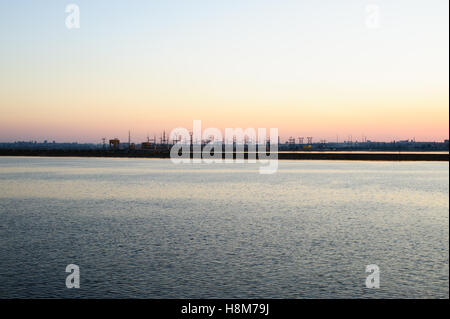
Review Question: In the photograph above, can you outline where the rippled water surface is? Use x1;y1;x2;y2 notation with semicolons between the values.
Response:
0;157;448;298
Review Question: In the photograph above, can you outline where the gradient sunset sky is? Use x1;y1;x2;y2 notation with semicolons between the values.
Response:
0;0;448;143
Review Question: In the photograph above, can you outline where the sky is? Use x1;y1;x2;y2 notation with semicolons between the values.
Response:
0;0;448;143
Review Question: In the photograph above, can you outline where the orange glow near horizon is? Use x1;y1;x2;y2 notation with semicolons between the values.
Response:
0;1;448;143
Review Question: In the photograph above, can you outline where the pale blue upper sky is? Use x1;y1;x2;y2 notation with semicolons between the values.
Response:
0;0;448;142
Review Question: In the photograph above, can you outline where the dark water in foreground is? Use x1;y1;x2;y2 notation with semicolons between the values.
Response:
0;157;448;298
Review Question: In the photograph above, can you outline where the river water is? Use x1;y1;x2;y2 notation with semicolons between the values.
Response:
0;157;448;298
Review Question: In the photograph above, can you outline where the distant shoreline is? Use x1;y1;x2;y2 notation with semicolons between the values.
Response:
0;149;448;161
